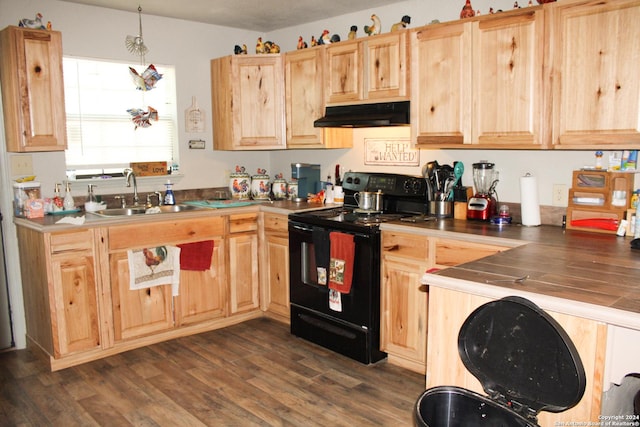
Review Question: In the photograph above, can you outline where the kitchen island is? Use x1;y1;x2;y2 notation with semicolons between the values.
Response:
380;219;640;425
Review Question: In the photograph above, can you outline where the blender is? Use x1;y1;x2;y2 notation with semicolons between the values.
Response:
467;161;499;220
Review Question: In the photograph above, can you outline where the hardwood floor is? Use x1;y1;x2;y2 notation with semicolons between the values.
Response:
0;318;424;426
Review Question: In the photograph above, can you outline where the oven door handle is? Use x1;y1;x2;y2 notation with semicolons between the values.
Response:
289;222;373;240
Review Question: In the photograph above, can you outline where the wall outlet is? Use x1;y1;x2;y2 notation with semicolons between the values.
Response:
10;154;34;176
552;184;568;206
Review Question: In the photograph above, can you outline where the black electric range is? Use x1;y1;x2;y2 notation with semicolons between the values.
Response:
287;172;429;364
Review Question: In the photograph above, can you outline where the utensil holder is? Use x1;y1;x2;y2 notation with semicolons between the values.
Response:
430;201;453;218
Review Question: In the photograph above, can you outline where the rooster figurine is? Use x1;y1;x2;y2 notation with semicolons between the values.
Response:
234;44;247;55
348;25;358;40
391;15;411;32
264;41;280;53
460;0;476;18
297;36;308;49
19;13;45;29
256;37;266;54
317;30;331;45
364;14;381;36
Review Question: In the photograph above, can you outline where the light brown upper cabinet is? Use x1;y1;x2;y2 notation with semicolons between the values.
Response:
411;7;545;148
550;0;640;148
210;54;286;150
0;26;67;152
284;47;352;149
325;31;409;105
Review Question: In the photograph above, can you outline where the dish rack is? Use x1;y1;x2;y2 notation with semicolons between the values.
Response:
566;170;635;234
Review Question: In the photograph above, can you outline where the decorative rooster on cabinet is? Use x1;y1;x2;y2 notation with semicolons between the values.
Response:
460;0;476;18
364;14;381;36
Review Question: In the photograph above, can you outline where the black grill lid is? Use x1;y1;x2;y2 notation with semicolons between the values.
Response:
458;296;586;415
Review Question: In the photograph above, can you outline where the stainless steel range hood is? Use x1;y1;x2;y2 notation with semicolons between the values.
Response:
314;101;410;128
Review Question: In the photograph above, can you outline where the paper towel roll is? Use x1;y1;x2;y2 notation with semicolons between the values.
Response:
520;173;541;226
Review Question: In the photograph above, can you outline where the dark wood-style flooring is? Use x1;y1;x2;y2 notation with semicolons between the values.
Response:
0;318;424;426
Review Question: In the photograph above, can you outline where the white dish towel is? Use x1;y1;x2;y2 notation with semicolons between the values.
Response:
128;246;181;296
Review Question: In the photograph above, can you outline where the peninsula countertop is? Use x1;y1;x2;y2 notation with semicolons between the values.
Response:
380;219;640;331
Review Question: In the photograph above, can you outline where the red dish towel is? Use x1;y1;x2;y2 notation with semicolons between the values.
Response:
177;240;214;271
329;232;355;294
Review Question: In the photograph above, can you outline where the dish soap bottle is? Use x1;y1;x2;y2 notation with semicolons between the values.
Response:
163;180;175;205
52;183;63;211
63;181;75;210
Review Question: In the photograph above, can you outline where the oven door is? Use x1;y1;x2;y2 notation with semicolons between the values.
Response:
288;220;385;363
288;220;380;328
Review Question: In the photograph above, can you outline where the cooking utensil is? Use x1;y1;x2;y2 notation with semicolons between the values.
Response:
453;161;464;186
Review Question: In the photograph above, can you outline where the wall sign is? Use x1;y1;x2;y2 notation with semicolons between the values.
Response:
364;138;419;166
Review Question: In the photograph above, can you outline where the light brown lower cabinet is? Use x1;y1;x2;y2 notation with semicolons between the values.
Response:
260;213;290;322
17;227;101;358
380;231;508;374
16;213;264;371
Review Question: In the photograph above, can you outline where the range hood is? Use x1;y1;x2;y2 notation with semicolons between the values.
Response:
314;101;410;128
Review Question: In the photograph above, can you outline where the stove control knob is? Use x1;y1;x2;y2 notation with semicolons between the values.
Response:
353;177;360;185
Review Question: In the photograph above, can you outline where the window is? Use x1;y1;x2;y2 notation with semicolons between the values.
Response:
63;57;178;174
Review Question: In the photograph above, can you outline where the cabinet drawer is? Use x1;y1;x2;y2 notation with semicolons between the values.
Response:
49;230;94;253
229;213;258;233
382;232;429;261
108;217;224;250
263;214;288;233
435;239;505;267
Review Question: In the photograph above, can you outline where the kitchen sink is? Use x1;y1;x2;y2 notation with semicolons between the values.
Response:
92;204;202;217
156;204;201;213
93;207;148;216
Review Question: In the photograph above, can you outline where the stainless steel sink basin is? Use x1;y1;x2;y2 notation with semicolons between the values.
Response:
156;204;201;213
93;207;147;217
92;204;202;217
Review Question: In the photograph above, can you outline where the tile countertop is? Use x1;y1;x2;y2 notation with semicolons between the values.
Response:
380;219;640;331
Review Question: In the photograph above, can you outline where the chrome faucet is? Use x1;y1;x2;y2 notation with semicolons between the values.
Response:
124;168;140;206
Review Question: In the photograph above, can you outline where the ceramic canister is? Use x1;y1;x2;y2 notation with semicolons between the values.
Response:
229;172;251;200
287;181;298;200
272;178;288;200
251;173;270;199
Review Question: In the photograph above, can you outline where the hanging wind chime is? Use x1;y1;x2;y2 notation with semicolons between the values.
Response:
125;5;162;129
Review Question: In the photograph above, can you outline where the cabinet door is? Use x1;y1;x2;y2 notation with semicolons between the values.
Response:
365;31;409;101
263;232;290;319
174;237;226;326
285;48;325;147
473;9;545;147
109;252;174;341
381;231;430;373
325;40;363;104
229;233;259;314
49;231;100;356
234;55;285;149
551;0;640;147
380;257;428;373
0;26;66;152
411;22;472;146
210;55;285;150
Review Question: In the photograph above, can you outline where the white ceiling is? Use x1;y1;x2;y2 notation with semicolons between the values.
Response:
57;0;398;32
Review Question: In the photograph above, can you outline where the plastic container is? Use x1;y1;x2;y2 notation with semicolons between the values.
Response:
13;181;41;217
164;180;176;205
